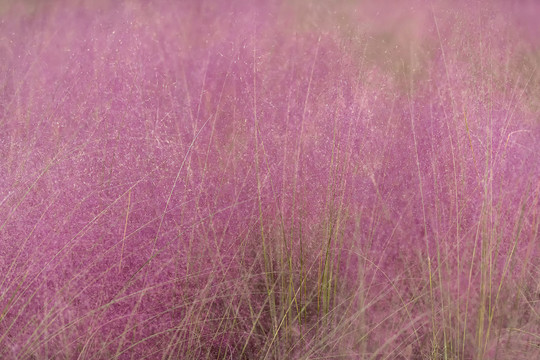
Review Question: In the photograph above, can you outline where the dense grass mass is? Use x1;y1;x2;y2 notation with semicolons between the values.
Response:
1;0;539;359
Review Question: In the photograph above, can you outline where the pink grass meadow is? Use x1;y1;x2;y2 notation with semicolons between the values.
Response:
1;0;539;359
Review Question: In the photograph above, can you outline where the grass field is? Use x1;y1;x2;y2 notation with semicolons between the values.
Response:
1;0;539;358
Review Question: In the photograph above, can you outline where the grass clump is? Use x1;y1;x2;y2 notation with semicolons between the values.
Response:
0;0;538;358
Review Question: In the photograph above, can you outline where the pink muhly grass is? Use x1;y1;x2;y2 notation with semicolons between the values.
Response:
0;0;538;359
